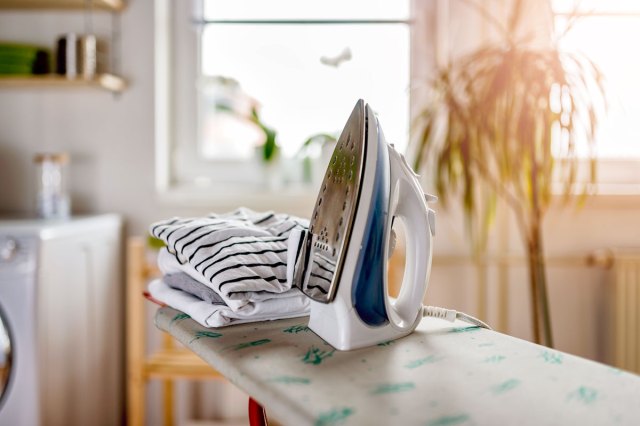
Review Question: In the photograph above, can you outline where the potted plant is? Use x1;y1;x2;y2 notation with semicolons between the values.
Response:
208;76;282;186
297;133;337;185
411;0;605;347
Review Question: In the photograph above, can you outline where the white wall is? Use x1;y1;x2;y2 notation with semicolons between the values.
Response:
0;0;219;235
0;2;246;425
427;196;640;362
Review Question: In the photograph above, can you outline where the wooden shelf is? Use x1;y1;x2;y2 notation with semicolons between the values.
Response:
0;73;127;93
0;0;124;11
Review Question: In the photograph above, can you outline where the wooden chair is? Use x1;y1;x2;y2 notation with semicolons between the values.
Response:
126;237;223;426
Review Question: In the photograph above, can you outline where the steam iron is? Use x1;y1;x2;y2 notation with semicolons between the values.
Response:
293;100;437;350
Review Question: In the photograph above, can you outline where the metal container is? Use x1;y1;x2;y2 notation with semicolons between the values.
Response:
78;35;97;80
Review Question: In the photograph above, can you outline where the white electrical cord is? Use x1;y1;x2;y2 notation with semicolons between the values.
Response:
422;305;492;330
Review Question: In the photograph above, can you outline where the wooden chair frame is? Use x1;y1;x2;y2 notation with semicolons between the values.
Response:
126;237;222;426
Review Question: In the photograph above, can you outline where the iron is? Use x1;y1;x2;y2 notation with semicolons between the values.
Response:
293;99;436;350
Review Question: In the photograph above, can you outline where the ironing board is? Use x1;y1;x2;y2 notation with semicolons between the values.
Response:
155;306;640;425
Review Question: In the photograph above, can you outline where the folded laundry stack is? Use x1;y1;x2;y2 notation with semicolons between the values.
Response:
0;43;50;75
148;208;310;327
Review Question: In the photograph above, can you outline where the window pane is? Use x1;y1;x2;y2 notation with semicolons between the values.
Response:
557;15;640;157
553;0;640;14
199;23;410;159
203;0;409;21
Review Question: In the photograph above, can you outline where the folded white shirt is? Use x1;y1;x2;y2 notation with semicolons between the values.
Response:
157;249;303;310
150;208;309;310
149;279;310;328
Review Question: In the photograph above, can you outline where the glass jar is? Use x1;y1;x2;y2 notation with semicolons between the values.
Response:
33;153;70;219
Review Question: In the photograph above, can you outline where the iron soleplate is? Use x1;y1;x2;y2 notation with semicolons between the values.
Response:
295;100;367;303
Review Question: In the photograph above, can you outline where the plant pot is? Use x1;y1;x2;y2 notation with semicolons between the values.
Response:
255;146;282;191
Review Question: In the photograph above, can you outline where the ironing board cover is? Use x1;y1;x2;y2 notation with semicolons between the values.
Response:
155;306;640;426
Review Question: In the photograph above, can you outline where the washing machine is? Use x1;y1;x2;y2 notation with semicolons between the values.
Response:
0;215;122;426
0;231;39;425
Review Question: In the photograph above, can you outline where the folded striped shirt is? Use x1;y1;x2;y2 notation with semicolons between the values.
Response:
150;208;309;310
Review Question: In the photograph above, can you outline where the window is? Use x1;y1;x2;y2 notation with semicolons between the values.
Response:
156;0;410;197
554;0;640;158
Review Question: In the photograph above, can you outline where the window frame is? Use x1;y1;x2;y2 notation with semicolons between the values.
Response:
549;4;640;194
154;0;412;208
426;0;640;197
155;0;640;208
155;0;312;208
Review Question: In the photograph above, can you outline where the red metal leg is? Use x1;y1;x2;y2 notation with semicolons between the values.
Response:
248;397;268;426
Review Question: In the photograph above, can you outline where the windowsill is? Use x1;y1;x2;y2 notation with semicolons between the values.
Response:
551;158;640;200
155;183;318;218
156;158;640;218
584;183;640;197
559;183;640;209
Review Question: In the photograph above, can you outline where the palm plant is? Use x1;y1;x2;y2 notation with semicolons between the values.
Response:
412;0;606;347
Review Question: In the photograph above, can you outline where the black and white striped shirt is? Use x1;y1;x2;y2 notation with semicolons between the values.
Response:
150;208;309;309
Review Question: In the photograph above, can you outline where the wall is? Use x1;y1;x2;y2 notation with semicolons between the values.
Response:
0;2;235;425
427;197;640;362
0;0;218;235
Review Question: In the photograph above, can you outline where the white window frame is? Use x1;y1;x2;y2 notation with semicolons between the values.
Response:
425;0;640;199
154;0;413;212
155;0;640;212
155;0;317;212
551;5;640;196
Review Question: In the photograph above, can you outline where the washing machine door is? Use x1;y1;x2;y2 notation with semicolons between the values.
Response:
0;307;12;408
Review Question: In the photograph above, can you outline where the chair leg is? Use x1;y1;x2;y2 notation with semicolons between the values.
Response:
127;375;145;426
163;379;174;426
248;398;268;426
127;238;147;426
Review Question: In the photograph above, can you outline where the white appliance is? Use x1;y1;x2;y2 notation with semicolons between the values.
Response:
0;215;122;426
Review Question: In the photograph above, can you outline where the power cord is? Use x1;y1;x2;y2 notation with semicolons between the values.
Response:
422;305;492;330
